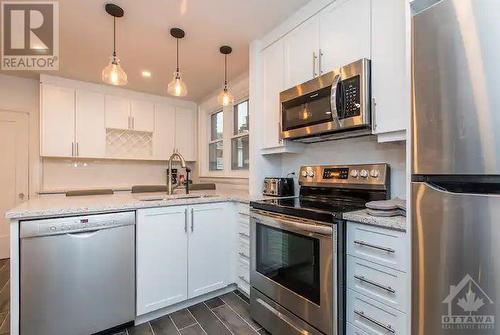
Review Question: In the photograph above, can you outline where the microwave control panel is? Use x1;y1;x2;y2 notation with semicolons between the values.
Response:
341;75;361;118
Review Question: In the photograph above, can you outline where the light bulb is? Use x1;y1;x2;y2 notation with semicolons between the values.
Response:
217;88;234;107
102;56;128;86
167;72;188;97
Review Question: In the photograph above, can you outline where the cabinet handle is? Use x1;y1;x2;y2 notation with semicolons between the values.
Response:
239;232;250;238
132;116;135;130
76;142;79;157
128;116;130;130
318;49;324;75
354;275;396;294
71;142;75;157
354;310;395;334
313;52;318;78
238;212;250;217
184;208;188;233
238;252;249;260
353;240;395;253
190;208;194;232
238;275;250;284
371;97;377;132
278;122;283;143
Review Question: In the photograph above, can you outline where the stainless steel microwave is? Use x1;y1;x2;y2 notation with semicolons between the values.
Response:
280;58;371;143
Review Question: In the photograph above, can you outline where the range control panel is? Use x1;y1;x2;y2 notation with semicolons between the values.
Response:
299;164;390;190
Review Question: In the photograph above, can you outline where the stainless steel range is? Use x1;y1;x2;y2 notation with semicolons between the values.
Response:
249;164;390;335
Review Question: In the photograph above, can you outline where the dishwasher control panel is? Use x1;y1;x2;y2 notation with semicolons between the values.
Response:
20;211;135;238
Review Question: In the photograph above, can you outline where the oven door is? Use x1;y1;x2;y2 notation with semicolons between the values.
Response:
250;210;335;335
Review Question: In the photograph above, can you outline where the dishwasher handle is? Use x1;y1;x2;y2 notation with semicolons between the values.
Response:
66;230;101;238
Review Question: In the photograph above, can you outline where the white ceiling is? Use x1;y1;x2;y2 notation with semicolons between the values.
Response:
2;0;310;102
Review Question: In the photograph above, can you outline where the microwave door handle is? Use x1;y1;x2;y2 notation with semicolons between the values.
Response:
330;74;342;126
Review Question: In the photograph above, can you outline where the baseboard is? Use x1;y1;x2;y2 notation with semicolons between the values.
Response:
134;284;238;326
0;235;9;259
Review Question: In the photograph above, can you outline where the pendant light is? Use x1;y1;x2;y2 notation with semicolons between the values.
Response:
217;46;234;106
101;3;128;86
167;28;188;97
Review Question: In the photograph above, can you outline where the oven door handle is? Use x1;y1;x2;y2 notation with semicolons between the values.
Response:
252;210;333;236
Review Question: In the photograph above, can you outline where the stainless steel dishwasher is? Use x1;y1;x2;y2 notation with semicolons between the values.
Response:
20;211;136;335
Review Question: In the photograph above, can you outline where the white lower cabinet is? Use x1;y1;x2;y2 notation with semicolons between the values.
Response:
346;222;409;334
188;203;232;298
136;206;189;316
136;203;234;316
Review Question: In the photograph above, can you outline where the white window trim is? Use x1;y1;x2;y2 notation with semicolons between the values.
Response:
199;92;250;179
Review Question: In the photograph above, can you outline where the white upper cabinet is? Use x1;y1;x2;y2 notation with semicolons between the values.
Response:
188;204;232;299
41;84;75;157
319;0;371;74
136;206;189;316
75;90;106;158
262;40;285;150
283;17;320;89
175;107;197;161
130;100;155;132
153;103;176;160
371;0;408;139
105;95;130;130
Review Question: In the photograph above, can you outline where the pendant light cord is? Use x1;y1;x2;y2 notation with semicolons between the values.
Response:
176;38;180;73
113;17;116;58
224;54;228;88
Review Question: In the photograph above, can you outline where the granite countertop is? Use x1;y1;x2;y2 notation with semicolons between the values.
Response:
343;209;407;231
6;191;257;221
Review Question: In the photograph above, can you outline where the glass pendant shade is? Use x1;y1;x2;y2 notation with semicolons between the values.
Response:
167;71;188;97
102;56;128;86
217;87;234;106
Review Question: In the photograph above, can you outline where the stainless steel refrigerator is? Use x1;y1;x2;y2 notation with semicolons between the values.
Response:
412;0;500;334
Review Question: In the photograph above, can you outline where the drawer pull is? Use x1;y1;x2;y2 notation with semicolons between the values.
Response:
239;252;249;260
239;232;250;238
354;310;395;334
354;240;395;253
238;275;250;284
354;275;396;294
239;212;250;217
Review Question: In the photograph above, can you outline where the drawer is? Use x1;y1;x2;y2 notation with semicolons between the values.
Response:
236;204;250;216
347;289;406;335
238;236;250;259
238;257;250;283
347;223;407;272
346;322;369;335
237;278;250;296
347;256;408;312
238;219;250;236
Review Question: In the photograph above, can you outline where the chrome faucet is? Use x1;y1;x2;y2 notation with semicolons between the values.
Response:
167;149;187;195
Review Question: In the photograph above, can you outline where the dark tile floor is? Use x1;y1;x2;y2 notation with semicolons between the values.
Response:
119;290;270;335
0;259;9;335
0;259;270;335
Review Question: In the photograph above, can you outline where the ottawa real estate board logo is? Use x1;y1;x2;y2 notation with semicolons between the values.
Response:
442;274;495;330
1;1;59;70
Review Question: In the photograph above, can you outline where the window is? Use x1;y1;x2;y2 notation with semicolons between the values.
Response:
231;100;249;170
209;111;224;170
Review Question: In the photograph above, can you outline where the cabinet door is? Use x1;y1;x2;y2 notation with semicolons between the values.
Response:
105;95;130;130
283;16;320;88
372;0;408;135
131;100;155;132
136;207;189;315
75;90;105;158
262;40;285;149
174;107;197;161
153;103;176;160
319;0;371;73
40;84;75;157
188;204;231;298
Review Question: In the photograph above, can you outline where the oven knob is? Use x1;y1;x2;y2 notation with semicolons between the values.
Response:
360;169;369;178
370;169;380;178
301;170;308;177
350;170;359;178
307;171;315;178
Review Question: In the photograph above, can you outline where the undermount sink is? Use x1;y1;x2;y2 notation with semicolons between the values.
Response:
138;194;219;202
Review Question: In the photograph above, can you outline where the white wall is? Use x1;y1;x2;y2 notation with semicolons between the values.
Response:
280;137;406;198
